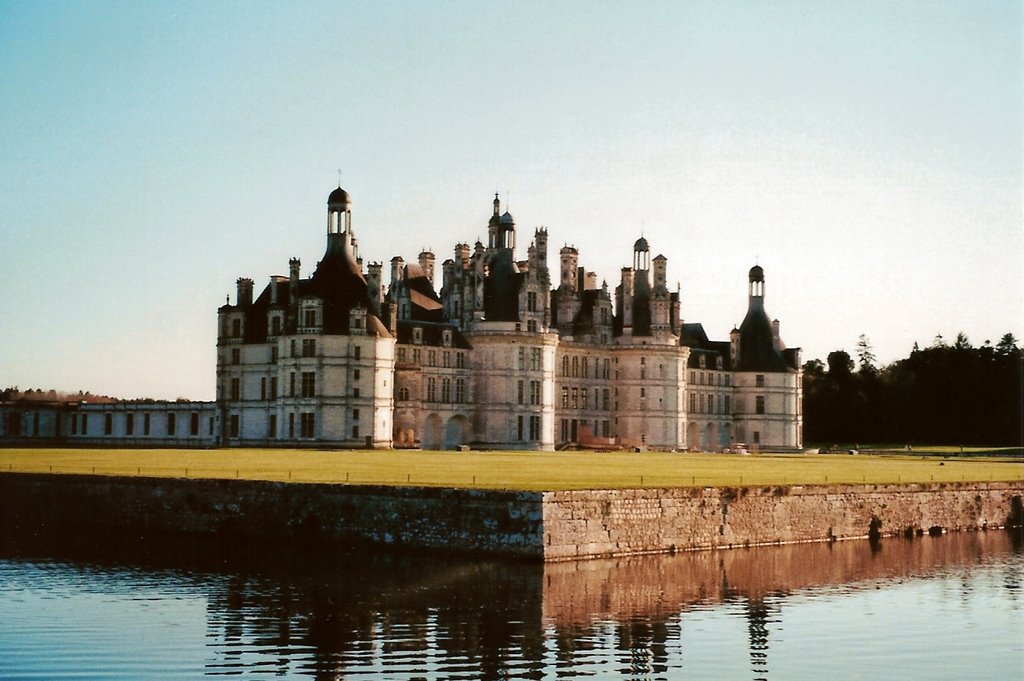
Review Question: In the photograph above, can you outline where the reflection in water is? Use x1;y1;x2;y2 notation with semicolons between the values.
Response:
0;527;1021;679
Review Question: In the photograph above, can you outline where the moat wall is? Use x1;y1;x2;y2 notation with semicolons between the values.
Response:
1;474;1020;561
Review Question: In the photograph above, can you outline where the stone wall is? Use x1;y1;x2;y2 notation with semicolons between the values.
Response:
0;473;544;559
542;482;1024;560
1;474;1020;561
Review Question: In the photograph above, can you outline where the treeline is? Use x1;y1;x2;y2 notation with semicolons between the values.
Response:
803;333;1023;446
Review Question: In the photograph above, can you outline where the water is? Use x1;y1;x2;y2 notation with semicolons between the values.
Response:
0;528;1020;680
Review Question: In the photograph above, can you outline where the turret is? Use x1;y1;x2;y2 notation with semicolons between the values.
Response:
559;246;579;291
653;254;667;290
287;258;301;330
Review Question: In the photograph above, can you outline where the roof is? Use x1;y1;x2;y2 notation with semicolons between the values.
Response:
633;236;649;252
736;297;788;372
328;186;351;208
395;320;472;349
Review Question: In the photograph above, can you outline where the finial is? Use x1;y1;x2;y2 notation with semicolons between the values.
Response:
337;169;342;187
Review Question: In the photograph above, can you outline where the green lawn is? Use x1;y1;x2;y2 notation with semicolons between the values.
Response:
1;448;1021;491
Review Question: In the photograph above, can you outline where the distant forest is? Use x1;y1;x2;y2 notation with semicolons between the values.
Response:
803;333;1023;446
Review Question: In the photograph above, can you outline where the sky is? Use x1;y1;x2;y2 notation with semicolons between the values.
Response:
1;0;1020;400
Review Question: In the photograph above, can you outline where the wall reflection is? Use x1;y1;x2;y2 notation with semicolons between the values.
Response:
0;526;1018;680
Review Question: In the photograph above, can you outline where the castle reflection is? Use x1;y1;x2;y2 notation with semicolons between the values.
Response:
1;527;1018;679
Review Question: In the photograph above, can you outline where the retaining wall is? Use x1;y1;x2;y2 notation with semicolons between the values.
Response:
1;474;1020;561
542;482;1024;560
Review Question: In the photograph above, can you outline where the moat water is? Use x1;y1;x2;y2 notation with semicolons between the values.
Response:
0;529;1020;680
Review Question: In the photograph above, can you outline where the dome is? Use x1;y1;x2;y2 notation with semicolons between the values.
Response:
748;265;764;282
499;211;514;225
633;236;650;252
328;186;351;209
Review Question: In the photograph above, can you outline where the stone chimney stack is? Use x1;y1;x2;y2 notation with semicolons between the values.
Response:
418;250;436;287
236;277;254;307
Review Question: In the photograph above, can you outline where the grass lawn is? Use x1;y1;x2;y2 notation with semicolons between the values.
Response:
1;448;1021;491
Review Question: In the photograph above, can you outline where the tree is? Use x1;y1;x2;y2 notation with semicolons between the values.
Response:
857;334;878;376
827;351;854;378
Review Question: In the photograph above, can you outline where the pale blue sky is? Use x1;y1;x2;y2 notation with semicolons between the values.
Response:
1;0;1020;400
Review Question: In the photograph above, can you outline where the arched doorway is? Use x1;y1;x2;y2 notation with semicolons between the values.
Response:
720;422;732;450
704;422;718;452
687;421;699;451
423;413;442;450
443;415;469;450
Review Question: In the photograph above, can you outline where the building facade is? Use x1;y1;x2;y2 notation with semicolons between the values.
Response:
1;186;802;451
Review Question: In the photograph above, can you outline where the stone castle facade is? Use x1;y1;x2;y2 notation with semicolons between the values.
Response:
2;187;803;451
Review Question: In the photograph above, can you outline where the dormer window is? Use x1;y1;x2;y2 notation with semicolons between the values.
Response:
413;327;423;344
303;308;317;327
443;330;452;347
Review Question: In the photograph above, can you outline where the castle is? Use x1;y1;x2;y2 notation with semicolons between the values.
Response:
2;187;803;451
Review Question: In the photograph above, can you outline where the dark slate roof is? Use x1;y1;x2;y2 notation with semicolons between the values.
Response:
328;186;351;208
679;323;732;370
403;264;445;324
483;250;523;321
395;320;472;349
680;323;710;347
736;297;788;372
631;275;652;336
571;289;605;337
783;348;802;370
307;233;386;335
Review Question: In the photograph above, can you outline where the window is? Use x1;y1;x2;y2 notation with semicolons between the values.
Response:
231;348;240;365
517;415;524;441
640;387;645;398
517;348;525;370
304;308;317;327
230;415;239;438
527;290;537;312
602;421;610;437
143;413;150;436
353;369;360;381
582;357;588;378
302;339;316;357
72;414;78;435
527;319;537;332
581;389;588;410
572;356;578;377
530;380;541;406
270;376;278;400
562;356;569;376
289;372;295;397
232;319;241;338
427;378;436;402
441;378;451;402
756;374;765;388
561;387;569;408
352;424;359;438
699;394;704;413
724;395;731;414
689;393;696;413
602;388;610;411
167;413;176;435
104;413;113;435
353;408;360;420
517;380;525;405
190;412;199;436
208;417;214;435
756;396;765;414
288;413;295;438
725;375;731;387
81;414;88;434
300;412;314;438
353;345;361;360
529;415;540;440
456;352;465;368
398;387;410;401
455;378;465;403
260;377;267;400
412;348;421;363
291;339;297;357
353;388;360;398
269;415;277;438
397;347;407;362
126;413;134;436
571;388;578;409
443;351;451;368
561;419;569;441
690;370;695;384
428;350;436;366
231;378;240;401
271;316;281;335
753;431;761;444
271;346;278;363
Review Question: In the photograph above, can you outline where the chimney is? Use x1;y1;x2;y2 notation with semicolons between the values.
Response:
418;250;435;287
236;277;254;307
